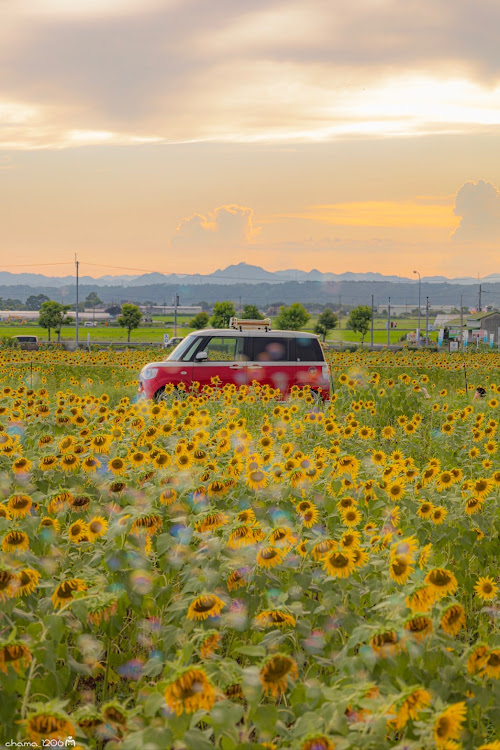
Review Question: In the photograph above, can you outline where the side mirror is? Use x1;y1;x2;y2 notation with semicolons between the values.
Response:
195;351;208;361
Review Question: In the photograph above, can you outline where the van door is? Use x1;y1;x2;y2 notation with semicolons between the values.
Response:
247;336;294;397
295;336;330;396
193;335;247;389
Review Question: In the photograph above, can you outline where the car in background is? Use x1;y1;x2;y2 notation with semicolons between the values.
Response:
166;336;184;349
12;335;39;351
139;320;330;401
83;321;98;327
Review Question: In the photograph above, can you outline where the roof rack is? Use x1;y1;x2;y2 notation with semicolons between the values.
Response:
229;317;272;332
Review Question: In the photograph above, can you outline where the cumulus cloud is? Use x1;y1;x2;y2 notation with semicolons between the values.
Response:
452;180;500;241
172;205;260;249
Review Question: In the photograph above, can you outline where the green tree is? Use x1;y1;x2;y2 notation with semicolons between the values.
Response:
190;311;210;329
117;304;143;342
209;301;236;329
241;304;264;320
85;292;102;320
313;308;338;341
105;305;122;317
38;301;73;342
275;302;310;331
25;294;49;311
346;305;372;345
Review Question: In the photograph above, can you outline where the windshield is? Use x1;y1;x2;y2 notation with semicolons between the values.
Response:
166;334;200;362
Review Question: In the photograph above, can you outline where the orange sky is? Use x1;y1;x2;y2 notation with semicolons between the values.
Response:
1;1;500;278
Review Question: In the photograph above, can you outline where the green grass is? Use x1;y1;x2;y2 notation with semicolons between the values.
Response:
0;315;436;345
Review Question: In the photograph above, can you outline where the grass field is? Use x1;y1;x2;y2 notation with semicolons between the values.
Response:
0;315;436;346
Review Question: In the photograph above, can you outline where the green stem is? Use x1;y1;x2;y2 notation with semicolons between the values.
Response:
20;656;37;727
102;634;111;704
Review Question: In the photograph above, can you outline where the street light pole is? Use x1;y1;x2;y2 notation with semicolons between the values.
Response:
413;270;421;347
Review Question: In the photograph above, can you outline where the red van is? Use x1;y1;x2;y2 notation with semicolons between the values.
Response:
138;323;331;401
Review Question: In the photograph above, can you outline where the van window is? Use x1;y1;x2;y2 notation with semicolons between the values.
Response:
167;335;200;362
296;337;322;361
252;337;289;362
205;336;245;361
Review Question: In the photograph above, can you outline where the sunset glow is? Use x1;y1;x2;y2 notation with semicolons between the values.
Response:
1;0;500;277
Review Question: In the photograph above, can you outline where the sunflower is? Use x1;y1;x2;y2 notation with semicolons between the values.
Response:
386;482;405;502
301;737;335;750
68;521;90;542
404;615;433;641
7;494;32;519
256;546;286;569
417;501;434;520
441;604;465;636
370;630;399;657
246;469;268;490
14;568;40;596
108;457;126;475
195;513;229;533
465;496;485;515
90;434;112;454
11;457;32;474
38;454;58;471
2;530;30;554
473;575;498;602
0;570;16;601
0;642;32;674
51;578;87;609
59;453;80;472
484;650;500;679
187;594;226;621
255;610;296;628
433;702;467;748
341;507;362;527
472;477;493;499
88;516;108;539
131;514;163;535
339;530;361;549
260;654;298;697
200;632;220;659
389;687;432;730
418;543;432;569
69;494;91;511
269;527;297;546
467;644;489;675
431;506;448;525
323;549;356;579
389;554;414;585
82;456;101;474
164;668;215;715
425;568;458;599
227;569;248;592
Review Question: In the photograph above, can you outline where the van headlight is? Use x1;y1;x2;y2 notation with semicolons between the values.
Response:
322;365;330;380
141;367;158;380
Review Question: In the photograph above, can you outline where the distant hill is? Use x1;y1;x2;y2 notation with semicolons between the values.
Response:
0;261;496;290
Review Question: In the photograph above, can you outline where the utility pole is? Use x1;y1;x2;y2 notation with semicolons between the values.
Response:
425;297;429;346
387;297;391;347
413;270;421;348
173;293;179;336
460;294;463;350
75;254;79;348
338;295;341;329
478;284;482;312
370;294;374;350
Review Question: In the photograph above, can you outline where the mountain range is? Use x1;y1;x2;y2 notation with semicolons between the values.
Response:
0;263;495;288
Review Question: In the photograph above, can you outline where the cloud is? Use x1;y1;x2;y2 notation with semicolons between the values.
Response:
452;180;500;241
172;205;260;248
2;0;500;148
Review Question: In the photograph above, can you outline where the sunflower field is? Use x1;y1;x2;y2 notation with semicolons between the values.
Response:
0;348;499;750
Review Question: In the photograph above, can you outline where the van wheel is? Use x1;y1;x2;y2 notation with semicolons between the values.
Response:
153;387;166;403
